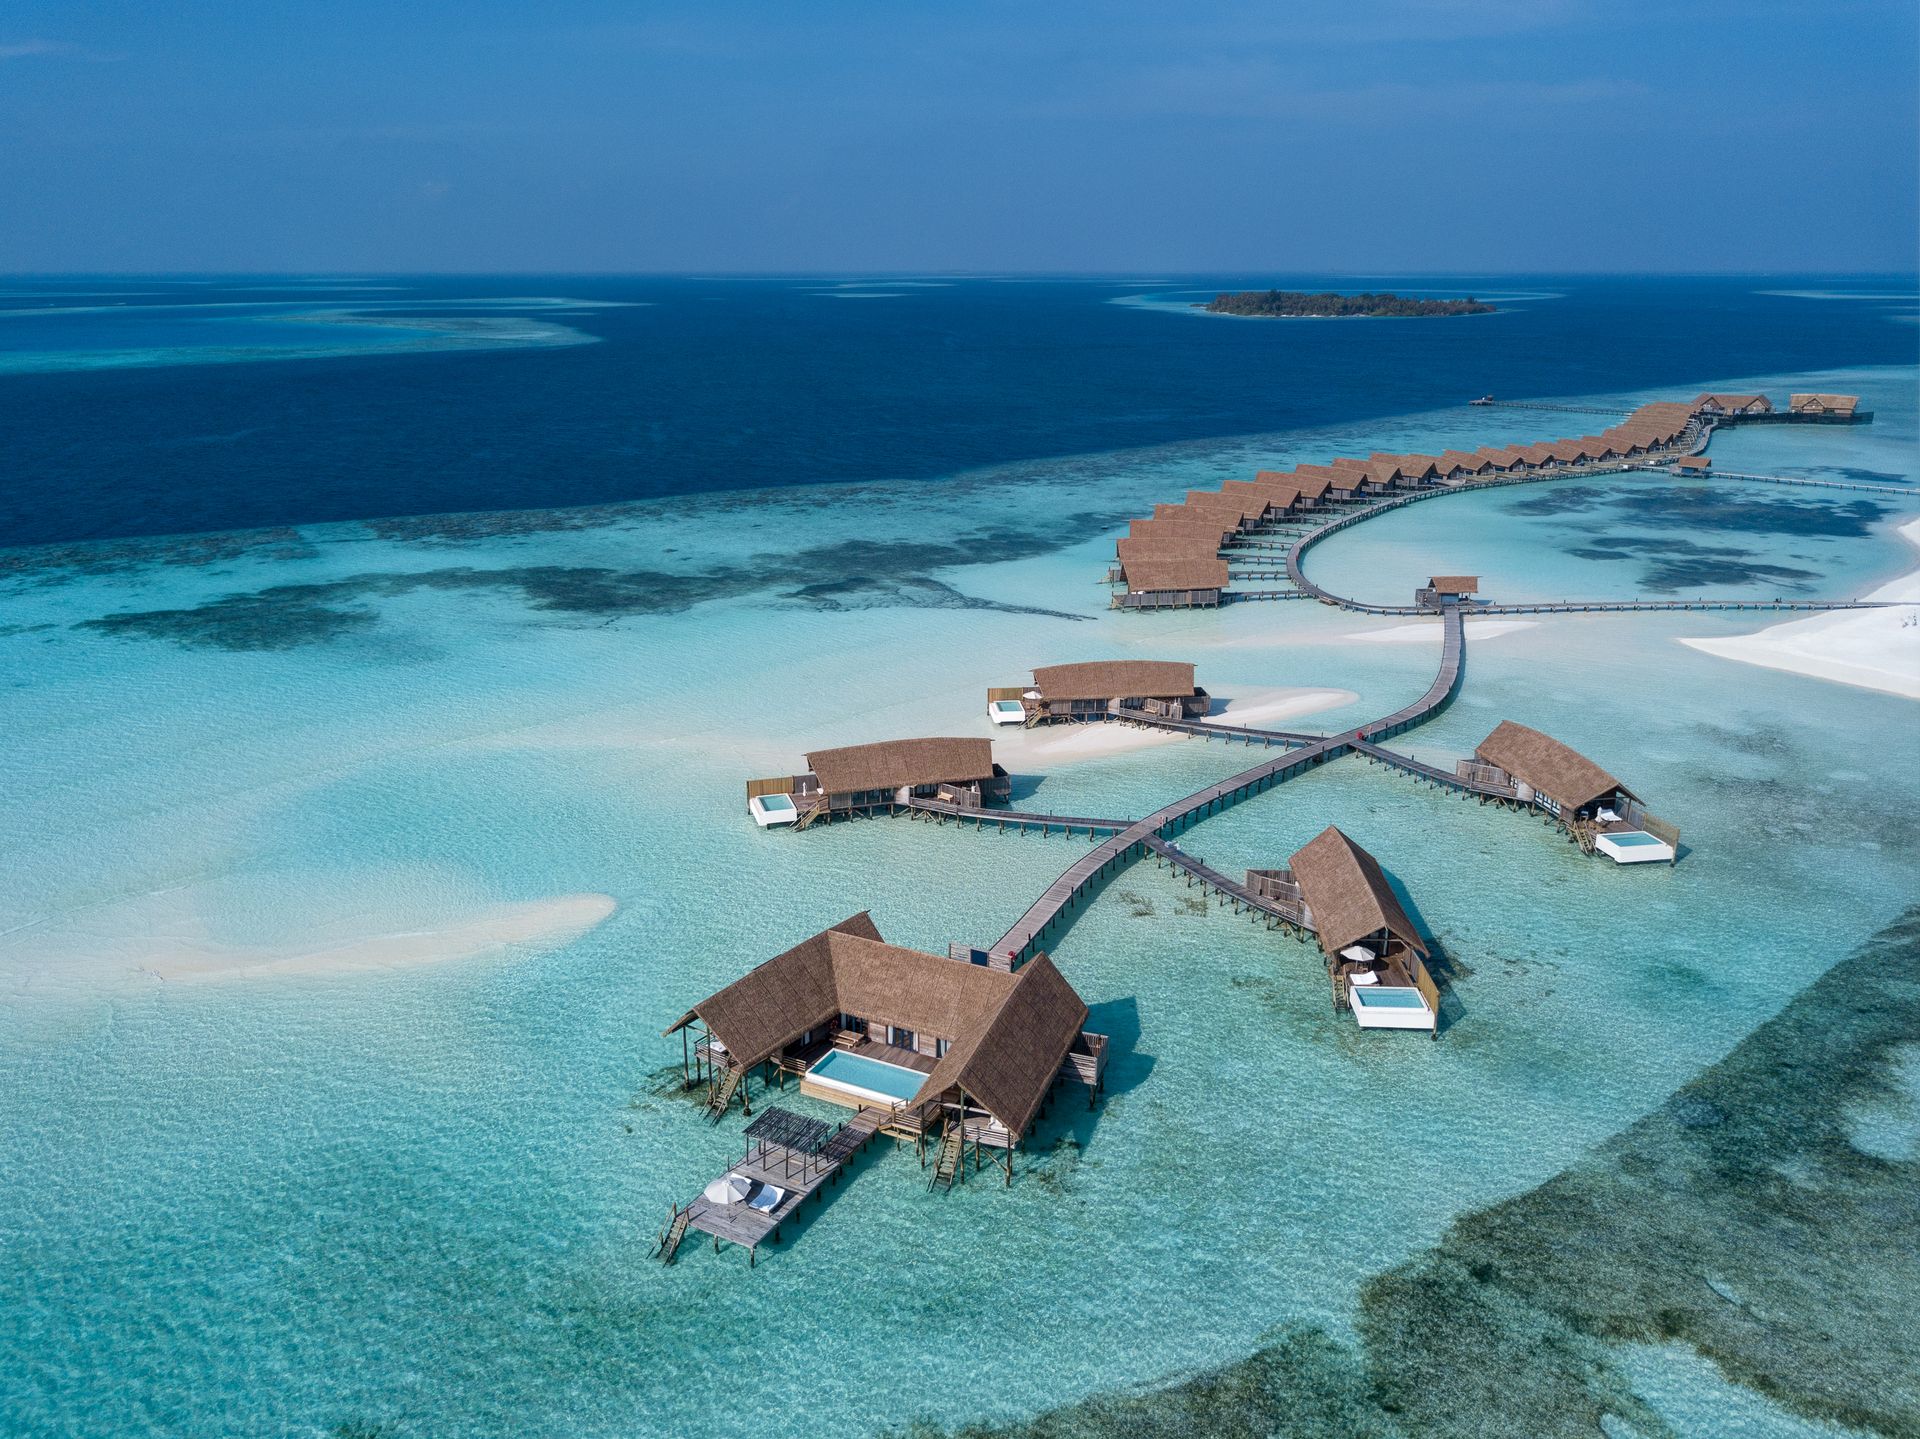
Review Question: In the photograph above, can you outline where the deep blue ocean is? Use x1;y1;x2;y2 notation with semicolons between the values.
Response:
3;274;1915;547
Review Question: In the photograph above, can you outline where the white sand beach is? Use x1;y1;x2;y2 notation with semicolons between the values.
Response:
2;890;617;992
1349;619;1539;644
1680;519;1920;701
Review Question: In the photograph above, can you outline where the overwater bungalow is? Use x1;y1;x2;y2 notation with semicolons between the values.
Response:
1253;827;1440;1036
1286;471;1335;505
1329;458;1392;497
1252;468;1324;507
1672;455;1711;473
1221;477;1300;519
1476;446;1529;473
1516;442;1560;468
1296;463;1366;501
1789;392;1861;418
1393;455;1442;486
1244;477;1305;512
1691;392;1773;416
1599;430;1649;457
1181;489;1269;529
664;912;1107;1185
989;659;1206;727
1113;553;1230;609
1434;450;1494;480
747;737;1008;829
1147;502;1240;537
1462;720;1678;862
1416;575;1479;608
1126;514;1235;547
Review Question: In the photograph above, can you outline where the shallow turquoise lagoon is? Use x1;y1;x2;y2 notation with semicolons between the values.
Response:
1;367;1916;1438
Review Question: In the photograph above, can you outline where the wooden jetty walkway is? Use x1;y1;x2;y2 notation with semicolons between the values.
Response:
987;609;1470;964
1688;468;1916;497
1351;737;1515;800
1113;707;1324;747
1141;835;1311;932
905;797;1127;836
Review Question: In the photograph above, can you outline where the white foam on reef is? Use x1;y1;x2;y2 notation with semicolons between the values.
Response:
1681;518;1920;701
2;888;615;992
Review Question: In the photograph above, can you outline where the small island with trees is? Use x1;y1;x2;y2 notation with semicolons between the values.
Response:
1202;289;1496;318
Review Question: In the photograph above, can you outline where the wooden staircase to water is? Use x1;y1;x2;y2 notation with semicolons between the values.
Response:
707;1065;745;1121
929;1126;964;1191
657;1205;692;1264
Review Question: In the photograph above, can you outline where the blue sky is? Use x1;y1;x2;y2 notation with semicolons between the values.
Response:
2;0;1914;272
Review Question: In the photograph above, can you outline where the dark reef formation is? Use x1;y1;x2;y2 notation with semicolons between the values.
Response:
902;907;1920;1438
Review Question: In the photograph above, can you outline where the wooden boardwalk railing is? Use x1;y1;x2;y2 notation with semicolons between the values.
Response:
904;798;1127;836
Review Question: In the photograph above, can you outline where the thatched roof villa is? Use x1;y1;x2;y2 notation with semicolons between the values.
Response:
1464;720;1678;863
1788;392;1861;418
665;912;1107;1182
747;737;1009;829
1691;392;1773;415
1416;575;1479;608
990;659;1206;726
1250;827;1440;1035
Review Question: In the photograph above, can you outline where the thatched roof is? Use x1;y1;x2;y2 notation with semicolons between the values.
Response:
1184;489;1268;523
1127;515;1232;543
1790;393;1859;415
1289;473;1333;499
1117;535;1218;570
1288;827;1427;959
1147;504;1239;538
807;737;995;795
1222;478;1294;510
1032;660;1196;702
914;952;1087;1135
1475;719;1637;810
1396;455;1441;479
665;916;1086;1136
1691;393;1771;413
664;912;880;1067
1476;446;1526;469
1426;575;1478;594
1122;555;1230;593
1517;442;1558;464
1241;475;1303;506
1436;450;1490;473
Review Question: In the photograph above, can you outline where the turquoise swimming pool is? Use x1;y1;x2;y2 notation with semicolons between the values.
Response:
1352;987;1427;1010
1605;830;1663;847
758;793;795;813
808;1049;928;1103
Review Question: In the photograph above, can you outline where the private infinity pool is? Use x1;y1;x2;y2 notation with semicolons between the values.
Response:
806;1049;929;1104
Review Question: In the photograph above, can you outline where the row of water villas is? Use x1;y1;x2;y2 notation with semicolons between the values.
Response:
1110;397;1706;608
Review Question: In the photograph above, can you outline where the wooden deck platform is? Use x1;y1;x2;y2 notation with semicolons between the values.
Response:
667;1107;888;1266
